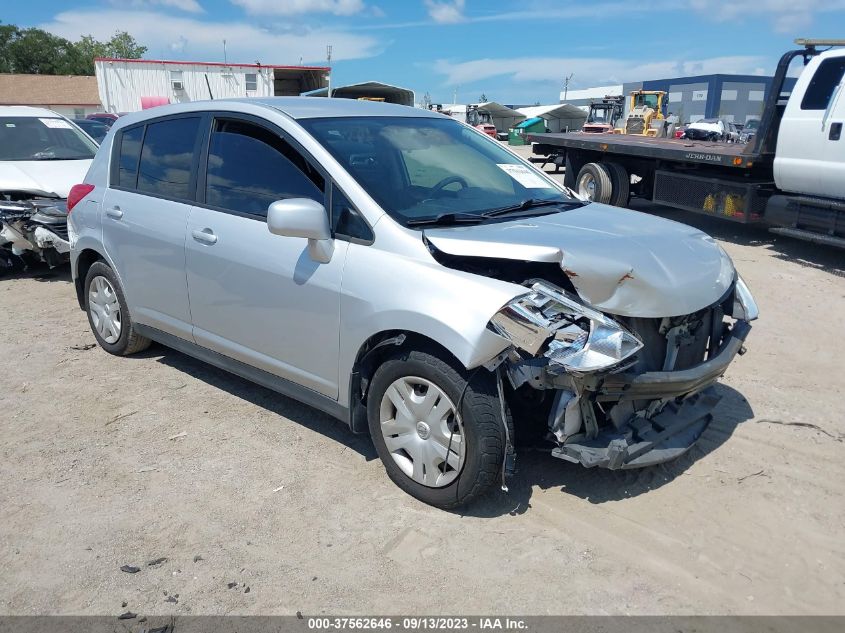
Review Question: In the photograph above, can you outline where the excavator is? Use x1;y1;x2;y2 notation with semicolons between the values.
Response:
615;90;672;137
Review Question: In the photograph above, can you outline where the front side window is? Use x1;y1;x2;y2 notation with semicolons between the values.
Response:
801;57;845;110
206;119;324;217
137;117;200;200
117;125;144;188
300;116;573;226
0;116;97;161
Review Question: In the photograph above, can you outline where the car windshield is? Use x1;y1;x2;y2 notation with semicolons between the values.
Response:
745;119;760;131
0;116;98;161
300;116;574;225
75;120;108;143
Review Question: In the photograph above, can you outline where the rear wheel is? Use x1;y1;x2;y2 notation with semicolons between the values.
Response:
367;348;507;509
605;162;631;207
84;261;151;356
576;162;613;204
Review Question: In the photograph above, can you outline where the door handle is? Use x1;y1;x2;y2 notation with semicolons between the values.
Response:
106;206;123;219
829;122;842;141
192;228;218;245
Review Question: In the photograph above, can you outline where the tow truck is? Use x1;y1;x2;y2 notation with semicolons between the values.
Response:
527;40;845;248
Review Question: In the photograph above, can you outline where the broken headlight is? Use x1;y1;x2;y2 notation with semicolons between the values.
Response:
732;275;759;321
489;280;643;373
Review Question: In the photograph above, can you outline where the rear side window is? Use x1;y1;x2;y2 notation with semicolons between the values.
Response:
801;57;845;110
117;126;144;188
137;117;201;200
206;119;324;217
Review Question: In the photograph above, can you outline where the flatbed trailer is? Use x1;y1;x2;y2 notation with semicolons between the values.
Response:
526;40;845;247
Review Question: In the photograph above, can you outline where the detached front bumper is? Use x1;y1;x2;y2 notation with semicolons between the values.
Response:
552;320;751;470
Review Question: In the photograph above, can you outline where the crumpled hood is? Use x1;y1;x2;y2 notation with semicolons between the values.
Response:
0;159;92;199
424;204;735;318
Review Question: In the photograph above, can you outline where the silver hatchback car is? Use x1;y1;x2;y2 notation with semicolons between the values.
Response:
67;98;757;508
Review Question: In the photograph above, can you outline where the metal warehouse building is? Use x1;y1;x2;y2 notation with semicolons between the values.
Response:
94;58;329;113
561;74;797;125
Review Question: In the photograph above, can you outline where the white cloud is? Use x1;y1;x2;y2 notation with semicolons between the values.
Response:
42;9;381;64
424;0;466;24
230;0;366;16
432;55;768;87
109;0;204;12
678;0;845;32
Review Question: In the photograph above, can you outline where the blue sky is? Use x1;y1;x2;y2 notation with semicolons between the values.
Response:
7;1;845;104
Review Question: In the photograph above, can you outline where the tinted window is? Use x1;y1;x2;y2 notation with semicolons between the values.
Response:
117;126;144;188
801;57;845;110
137;117;200;199
206;119;324;217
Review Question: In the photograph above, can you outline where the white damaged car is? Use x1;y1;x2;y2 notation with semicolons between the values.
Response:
1;106;96;272
68;99;757;508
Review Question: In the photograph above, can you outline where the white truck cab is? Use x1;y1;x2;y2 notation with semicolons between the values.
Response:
775;47;845;200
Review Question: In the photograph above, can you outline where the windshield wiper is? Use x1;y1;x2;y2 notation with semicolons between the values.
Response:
405;212;487;227
481;198;579;218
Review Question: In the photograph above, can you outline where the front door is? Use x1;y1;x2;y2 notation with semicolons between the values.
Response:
185;116;346;399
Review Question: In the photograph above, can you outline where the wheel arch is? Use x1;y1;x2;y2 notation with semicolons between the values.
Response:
346;328;504;434
73;247;106;310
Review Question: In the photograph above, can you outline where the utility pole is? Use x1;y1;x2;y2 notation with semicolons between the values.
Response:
563;72;574;102
453;85;459;105
223;39;228;65
326;45;332;98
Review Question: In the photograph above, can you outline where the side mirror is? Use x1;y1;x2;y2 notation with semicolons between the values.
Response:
267;198;334;263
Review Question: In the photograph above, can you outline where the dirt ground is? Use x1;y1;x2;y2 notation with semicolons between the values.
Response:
1;157;844;615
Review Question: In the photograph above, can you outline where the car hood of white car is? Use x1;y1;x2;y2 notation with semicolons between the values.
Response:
0;159;92;199
423;203;736;318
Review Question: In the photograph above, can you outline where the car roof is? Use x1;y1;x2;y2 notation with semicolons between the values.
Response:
112;97;442;128
0;105;67;118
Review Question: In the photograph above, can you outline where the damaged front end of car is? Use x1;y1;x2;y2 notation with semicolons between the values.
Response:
0;194;71;272
484;276;757;470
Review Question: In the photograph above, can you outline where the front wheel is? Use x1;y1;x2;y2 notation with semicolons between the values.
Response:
367;348;507;509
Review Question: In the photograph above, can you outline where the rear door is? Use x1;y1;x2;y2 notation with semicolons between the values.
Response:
102;115;204;339
775;53;845;197
185;114;347;398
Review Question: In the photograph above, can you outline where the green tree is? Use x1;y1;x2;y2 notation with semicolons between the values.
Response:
105;31;147;59
0;24;147;75
6;27;78;74
0;23;20;73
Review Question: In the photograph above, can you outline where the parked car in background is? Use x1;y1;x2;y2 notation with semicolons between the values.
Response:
0;106;96;272
85;112;124;127
68;98;756;508
684;118;740;142
740;118;761;144
475;123;497;138
73;118;109;143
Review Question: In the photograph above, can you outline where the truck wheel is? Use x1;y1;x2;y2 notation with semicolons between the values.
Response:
605;162;630;207
576;163;613;204
367;348;507;509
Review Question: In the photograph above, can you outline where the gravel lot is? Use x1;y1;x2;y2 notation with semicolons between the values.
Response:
1;154;844;615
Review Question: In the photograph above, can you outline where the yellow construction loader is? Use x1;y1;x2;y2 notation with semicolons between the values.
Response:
615;90;672;137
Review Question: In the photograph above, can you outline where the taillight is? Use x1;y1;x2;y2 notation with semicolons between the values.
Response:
67;184;95;213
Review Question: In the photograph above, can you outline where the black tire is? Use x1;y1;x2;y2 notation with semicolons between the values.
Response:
605;162;631;207
367;348;508;509
84;261;151;356
576;162;613;204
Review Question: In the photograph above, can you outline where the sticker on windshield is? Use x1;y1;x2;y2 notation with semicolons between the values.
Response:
39;118;73;129
496;164;549;188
